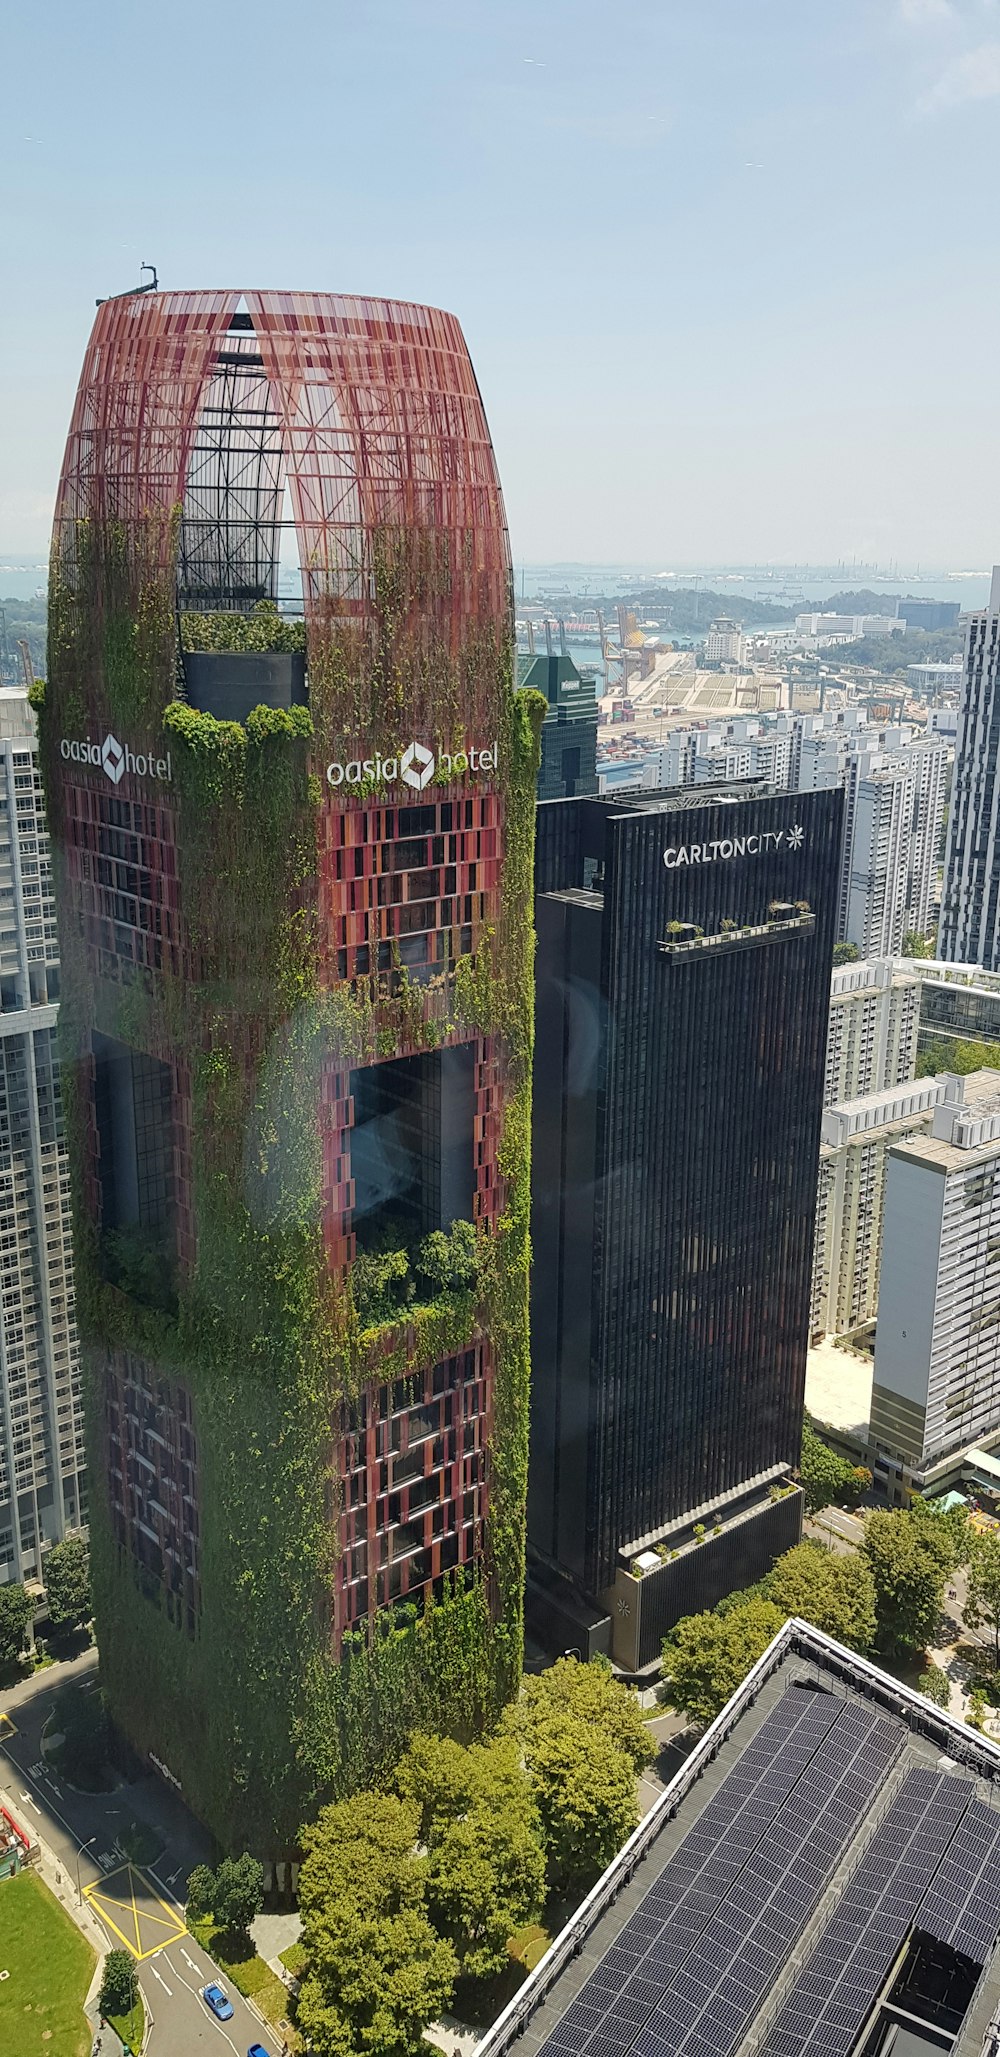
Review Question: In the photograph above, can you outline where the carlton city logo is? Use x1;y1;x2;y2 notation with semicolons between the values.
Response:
60;732;173;786
326;739;497;791
663;824;806;869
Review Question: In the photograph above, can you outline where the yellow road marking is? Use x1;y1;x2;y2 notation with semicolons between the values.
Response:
0;1713;16;1740
85;1861;187;1960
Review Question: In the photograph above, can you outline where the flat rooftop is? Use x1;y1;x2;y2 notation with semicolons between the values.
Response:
478;1622;1000;2057
805;1337;873;1438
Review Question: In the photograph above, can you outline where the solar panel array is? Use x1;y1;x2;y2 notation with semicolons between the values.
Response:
535;1688;903;2057
760;1767;1000;2057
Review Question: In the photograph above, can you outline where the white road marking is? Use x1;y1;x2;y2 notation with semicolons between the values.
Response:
181;1947;204;1974
19;1792;41;1814
149;1961;173;1996
167;1866;183;1885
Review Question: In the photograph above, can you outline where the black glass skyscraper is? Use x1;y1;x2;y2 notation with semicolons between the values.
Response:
529;782;843;1667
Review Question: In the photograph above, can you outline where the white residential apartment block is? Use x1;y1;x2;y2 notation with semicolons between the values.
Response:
823;958;920;1106
812;1077;945;1340
847;761;916;958
0;690;85;1585
940;566;1000;969
872;1070;1000;1471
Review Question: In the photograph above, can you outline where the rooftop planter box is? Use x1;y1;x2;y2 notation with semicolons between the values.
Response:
182;650;307;724
658;912;815;960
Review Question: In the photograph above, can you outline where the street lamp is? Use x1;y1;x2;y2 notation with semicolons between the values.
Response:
76;1833;97;1904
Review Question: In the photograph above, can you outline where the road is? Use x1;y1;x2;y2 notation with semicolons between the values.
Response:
804;1507;867;1555
0;1653;280;2055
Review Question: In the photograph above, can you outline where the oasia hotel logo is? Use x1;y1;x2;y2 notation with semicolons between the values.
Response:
60;733;173;787
326;740;497;791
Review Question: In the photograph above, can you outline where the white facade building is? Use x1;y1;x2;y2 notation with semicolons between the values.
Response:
940;566;1000;968
823;957;920;1107
812;1077;946;1341
872;1070;1000;1469
705;617;747;665
0;691;85;1585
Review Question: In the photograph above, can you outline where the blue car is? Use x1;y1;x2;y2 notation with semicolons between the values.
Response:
202;1983;235;2022
248;2046;272;2057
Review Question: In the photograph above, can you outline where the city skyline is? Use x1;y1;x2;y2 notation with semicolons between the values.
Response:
4;0;1000;565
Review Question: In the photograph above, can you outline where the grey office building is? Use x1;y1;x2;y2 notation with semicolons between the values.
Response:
0;690;85;1586
529;782;843;1668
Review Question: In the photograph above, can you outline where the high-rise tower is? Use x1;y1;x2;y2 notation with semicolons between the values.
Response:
940;568;1000;966
38;290;541;1854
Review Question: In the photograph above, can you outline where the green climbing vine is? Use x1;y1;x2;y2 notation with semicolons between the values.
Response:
38;532;546;1857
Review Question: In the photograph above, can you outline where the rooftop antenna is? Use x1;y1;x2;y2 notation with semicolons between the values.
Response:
96;262;160;308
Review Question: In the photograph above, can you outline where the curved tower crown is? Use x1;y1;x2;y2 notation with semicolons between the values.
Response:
40;288;540;1857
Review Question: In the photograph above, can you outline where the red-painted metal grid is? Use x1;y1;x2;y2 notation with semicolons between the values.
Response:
54;291;240;536
103;1348;200;1633
60;777;185;986
335;1342;490;1634
317;791;502;987
244;292;510;668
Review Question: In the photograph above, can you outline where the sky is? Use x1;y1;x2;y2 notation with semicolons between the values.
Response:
2;0;1000;568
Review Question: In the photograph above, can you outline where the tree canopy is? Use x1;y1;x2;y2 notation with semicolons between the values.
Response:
503;1655;655;1773
863;1508;954;1657
99;1949;138;2017
296;1792;456;2057
799;1422;871;1516
42;1536;91;1637
916;1036;1000;1079
966;1526;1000;1662
0;1582;32;1667
661;1598;786;1723
760;1540;876;1652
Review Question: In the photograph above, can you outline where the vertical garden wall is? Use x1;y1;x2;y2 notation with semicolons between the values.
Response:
38;288;544;1855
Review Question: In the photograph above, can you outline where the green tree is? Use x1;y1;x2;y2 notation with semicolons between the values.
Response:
426;1797;545;1981
503;1655;655;1772
968;1685;988;1732
660;1598;785;1723
832;942;860;966
518;1717;637;1893
0;1582;32;1667
212;1853;264;1936
297;1793;455;2057
761;1540;876;1652
910;1493;970;1570
416;1220;479;1296
902;930;935;958
918;1664;951;1709
916;1035;1000;1079
799;1422;869;1516
394;1732;480;1843
54;1682;110;1787
185;1863;216;1921
863;1509;954;1657
42;1536;91;1636
966;1527;1000;1663
99;1949;138;2016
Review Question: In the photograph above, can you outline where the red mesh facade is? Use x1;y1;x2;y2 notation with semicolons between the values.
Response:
51;289;517;1660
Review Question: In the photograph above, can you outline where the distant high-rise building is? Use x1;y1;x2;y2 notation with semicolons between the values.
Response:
529;782;843;1670
823;958;920;1106
40;288;537;1855
518;649;598;801
812;1077;944;1342
873;1069;1000;1472
940;568;1000;968
705;617;746;665
896;596;961;632
0;690;85;1587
